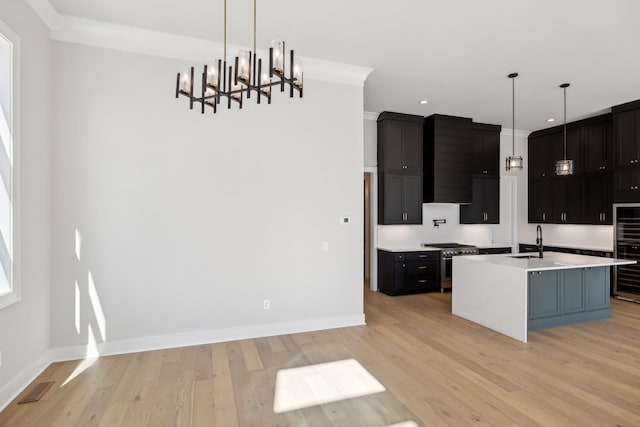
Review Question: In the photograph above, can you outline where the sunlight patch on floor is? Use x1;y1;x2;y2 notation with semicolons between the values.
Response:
61;357;98;387
386;422;418;427
273;358;385;413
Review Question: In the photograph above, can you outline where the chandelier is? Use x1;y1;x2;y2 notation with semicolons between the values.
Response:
175;0;303;114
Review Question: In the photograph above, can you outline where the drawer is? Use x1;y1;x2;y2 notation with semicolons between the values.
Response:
406;252;439;262
406;262;437;276
407;277;439;291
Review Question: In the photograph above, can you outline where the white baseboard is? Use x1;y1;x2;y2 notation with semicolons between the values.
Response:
0;313;365;411
0;349;55;413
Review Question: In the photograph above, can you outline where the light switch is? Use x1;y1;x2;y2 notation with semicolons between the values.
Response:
322;241;329;251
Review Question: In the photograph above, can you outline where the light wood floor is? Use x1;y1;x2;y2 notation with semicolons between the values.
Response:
2;290;640;426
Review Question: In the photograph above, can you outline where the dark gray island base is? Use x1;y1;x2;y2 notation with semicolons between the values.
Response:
527;267;611;330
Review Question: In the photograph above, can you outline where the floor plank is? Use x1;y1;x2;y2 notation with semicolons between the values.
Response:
2;289;640;426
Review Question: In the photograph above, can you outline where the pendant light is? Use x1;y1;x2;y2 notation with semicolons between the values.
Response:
555;83;573;175
505;73;523;171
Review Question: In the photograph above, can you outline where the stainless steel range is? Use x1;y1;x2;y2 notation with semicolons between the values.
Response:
422;243;479;292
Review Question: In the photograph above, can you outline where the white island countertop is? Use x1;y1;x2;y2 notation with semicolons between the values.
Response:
452;252;635;343
463;251;634;271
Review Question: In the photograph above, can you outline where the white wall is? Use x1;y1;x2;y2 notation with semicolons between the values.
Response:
0;0;52;408
49;42;365;351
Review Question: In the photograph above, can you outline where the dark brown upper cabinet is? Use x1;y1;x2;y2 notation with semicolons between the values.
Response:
424;114;473;203
613;105;640;168
613;100;640;203
471;123;501;176
529;133;550;180
528;113;612;224
460;176;499;224
378;173;423;225
583;117;612;173
377;112;424;174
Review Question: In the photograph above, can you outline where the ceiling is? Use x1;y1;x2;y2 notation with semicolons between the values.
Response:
49;0;640;131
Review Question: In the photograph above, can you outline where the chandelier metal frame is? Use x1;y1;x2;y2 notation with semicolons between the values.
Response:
175;0;303;114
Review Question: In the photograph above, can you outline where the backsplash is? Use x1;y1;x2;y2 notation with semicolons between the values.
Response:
377;203;495;247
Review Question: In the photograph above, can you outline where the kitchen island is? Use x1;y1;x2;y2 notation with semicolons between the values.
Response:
452;252;635;343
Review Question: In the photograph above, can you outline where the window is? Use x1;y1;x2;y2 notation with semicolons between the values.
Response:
0;19;20;309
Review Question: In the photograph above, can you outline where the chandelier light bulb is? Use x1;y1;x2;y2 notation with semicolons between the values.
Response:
207;66;218;88
204;88;216;105
237;50;251;82
261;73;272;95
293;59;303;88
271;40;284;73
180;72;191;94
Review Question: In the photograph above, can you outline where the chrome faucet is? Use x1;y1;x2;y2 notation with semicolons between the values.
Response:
536;225;543;258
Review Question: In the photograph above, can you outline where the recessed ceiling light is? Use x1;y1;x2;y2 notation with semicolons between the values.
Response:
546;118;555;122
419;99;428;105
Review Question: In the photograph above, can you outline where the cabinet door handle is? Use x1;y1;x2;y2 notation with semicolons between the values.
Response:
418;254;427;258
418;266;428;270
418;279;428;283
543;213;546;221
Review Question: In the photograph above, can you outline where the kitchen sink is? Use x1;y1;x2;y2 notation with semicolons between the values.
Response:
509;254;542;259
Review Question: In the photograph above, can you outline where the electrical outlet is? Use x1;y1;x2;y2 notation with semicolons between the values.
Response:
321;241;329;251
263;299;270;310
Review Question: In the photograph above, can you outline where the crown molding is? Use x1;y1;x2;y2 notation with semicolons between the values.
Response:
502;128;532;138
363;111;380;121
27;0;373;87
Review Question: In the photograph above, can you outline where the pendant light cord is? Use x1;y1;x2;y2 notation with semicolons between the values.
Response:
253;0;257;53
224;0;227;62
563;86;567;161
512;75;515;156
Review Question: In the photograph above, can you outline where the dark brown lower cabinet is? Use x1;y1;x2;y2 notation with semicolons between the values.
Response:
378;173;422;225
460;176;499;224
377;250;440;295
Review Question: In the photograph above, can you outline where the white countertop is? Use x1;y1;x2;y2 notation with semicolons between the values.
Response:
519;242;613;252
459;251;634;272
377;246;440;252
476;244;514;249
